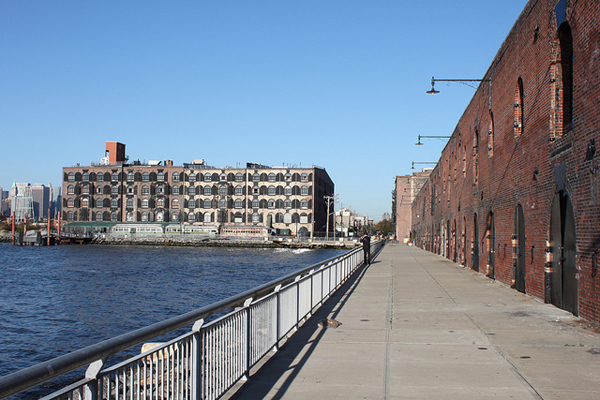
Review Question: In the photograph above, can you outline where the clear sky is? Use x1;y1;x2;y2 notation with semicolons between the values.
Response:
0;1;528;220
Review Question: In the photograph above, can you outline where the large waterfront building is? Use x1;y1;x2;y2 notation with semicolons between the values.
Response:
62;142;334;236
393;169;431;242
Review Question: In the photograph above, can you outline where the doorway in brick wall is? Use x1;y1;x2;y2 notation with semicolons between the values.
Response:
486;212;495;279
514;204;526;293
550;191;578;315
472;213;479;272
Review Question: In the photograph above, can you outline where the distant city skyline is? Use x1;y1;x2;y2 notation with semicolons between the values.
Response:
0;1;528;218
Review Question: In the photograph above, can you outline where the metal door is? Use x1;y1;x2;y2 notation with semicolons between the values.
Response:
472;214;479;272
550;192;578;315
514;205;526;293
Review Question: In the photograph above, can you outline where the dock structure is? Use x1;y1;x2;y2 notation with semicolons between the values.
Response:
232;243;600;399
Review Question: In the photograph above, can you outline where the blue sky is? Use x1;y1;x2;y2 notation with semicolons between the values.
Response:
0;1;527;220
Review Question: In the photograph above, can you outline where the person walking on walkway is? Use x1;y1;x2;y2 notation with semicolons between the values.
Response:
361;234;371;265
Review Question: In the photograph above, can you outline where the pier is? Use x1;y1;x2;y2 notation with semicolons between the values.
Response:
233;243;600;399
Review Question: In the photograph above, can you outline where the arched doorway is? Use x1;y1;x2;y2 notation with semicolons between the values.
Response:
462;217;467;266
472;213;479;272
550;191;578;315
486;212;495;279
514;205;526;293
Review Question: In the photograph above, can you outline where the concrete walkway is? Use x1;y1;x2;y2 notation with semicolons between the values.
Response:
232;243;600;400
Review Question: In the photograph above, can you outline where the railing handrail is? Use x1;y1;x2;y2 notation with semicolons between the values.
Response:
0;246;363;399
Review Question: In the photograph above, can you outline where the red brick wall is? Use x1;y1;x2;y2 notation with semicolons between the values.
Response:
412;0;600;323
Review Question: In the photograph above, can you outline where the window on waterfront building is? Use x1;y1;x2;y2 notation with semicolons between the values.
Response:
111;199;118;208
111;212;118;221
551;22;573;137
300;214;309;224
157;172;165;182
283;213;292;224
127;172;134;182
126;198;133;208
67;198;74;208
220;173;227;182
142;212;149;222
82;198;89;208
284;186;292;196
204;186;212;196
268;173;276;182
204;173;212;182
252;186;259;195
127;185;134;194
219;185;227;196
189;173;196;183
252;173;260;182
111;185;119;195
157;185;165;194
235;199;242;208
172;185;179;195
142;172;149;182
156;211;164;222
95;186;101;195
219;199;226;208
251;213;259;223
301;173;308;182
285;173;291;181
301;186;308;195
268;200;275;209
235;185;243;195
172;199;180;209
514;77;524;137
68;173;75;182
111;172;118;182
96;173;103;182
300;199;308;209
82;185;89;194
189;186;196;196
252;199;259;209
268;186;276;196
142;199;149;208
83;172;89;181
67;185;75;195
67;211;74;221
204;199;211;208
188;199;196;209
126;212;133;222
172;212;179;222
173;172;180;182
488;111;495;157
157;198;164;208
235;173;244;182
189;212;195;222
95;199;102;208
284;199;291;209
204;212;212;222
142;185;149;195
96;211;103;221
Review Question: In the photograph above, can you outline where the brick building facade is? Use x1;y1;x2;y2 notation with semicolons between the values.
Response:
394;170;431;242
63;144;334;237
411;0;600;323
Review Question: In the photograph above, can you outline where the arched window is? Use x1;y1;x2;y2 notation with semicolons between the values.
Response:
67;211;74;221
127;172;134;182
235;186;243;196
188;199;196;209
252;173;260;182
111;212;118;221
252;199;259;209
126;198;133;208
219;185;227;196
142;172;149;182
142;212;149;222
67;198;74;208
157;198;164;208
268;199;275;209
172;199;180;209
82;172;89;181
252;213;260;223
268;173;276;182
188;212;196;222
142;185;149;195
96;173;104;182
219;199;227;208
204;212;212;222
235;173;244;182
96;211;103;221
204;186;212;196
220;173;227;182
157;172;165;182
301;173;308;182
204;173;212;182
300;199;308;209
301;186;308;195
173;172;180;182
112;172;118;182
68;172;75;182
551;22;573;137
514;78;524;137
189;173;196;183
204;199;211;208
284;186;292;196
82;198;89;208
111;185;119;195
235;199;243;208
172;185;179;195
142;199;149;208
111;199;119;208
172;212;179;222
284;199;291;209
156;211;164;222
189;186;196;196
67;185;75;195
268;186;276;196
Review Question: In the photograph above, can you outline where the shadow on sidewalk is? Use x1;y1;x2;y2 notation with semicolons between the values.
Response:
229;255;377;399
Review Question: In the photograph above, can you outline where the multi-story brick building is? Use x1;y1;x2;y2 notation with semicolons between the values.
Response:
393;169;431;242
62;142;334;236
411;0;600;323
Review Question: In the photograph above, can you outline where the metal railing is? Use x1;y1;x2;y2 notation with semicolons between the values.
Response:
0;240;384;400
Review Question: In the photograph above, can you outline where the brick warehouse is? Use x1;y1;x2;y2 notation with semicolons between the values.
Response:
411;0;600;323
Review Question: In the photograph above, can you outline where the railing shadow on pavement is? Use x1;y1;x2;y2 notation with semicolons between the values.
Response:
229;244;383;399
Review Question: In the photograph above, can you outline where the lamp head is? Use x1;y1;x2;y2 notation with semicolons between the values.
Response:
427;76;440;95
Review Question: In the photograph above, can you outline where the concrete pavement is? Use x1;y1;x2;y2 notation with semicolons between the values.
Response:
231;243;600;399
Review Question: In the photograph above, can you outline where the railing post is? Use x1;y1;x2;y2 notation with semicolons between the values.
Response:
243;297;253;381
82;358;105;400
294;276;301;329
191;318;204;400
274;284;282;349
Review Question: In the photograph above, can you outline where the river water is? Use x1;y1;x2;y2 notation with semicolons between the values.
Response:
0;243;346;381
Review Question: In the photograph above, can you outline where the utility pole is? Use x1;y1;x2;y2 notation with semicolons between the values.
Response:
324;194;337;240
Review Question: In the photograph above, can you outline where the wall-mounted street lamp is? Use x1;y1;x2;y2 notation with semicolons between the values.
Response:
415;135;451;146
427;76;492;109
412;161;437;170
